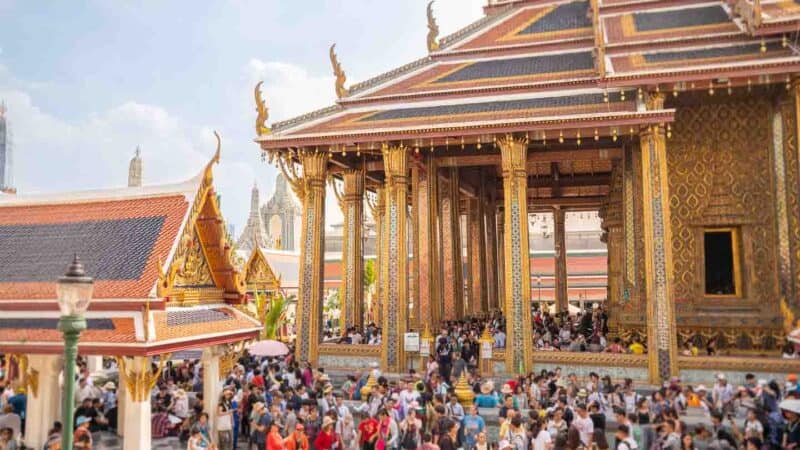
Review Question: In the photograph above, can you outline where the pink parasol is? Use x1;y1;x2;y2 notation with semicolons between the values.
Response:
247;340;290;357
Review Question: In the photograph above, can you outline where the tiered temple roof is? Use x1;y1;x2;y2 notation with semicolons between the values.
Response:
258;0;800;150
0;145;261;356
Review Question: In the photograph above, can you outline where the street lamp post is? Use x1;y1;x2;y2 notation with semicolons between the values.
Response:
57;255;94;450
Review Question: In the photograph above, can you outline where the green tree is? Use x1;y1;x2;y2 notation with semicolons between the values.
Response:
364;259;377;293
256;290;289;340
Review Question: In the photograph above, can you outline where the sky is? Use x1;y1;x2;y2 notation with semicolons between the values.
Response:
0;0;485;232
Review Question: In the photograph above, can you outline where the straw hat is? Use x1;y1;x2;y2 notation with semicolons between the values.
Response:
175;388;187;398
323;385;333;394
480;380;495;394
103;381;116;390
322;416;335;429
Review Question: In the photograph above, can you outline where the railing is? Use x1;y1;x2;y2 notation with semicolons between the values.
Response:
319;343;381;357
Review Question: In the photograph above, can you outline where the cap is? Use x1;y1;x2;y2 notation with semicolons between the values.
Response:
76;416;92;426
788;374;798;382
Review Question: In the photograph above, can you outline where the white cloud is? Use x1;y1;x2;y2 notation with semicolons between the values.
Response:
244;58;336;125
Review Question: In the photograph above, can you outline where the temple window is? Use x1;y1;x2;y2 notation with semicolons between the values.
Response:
703;228;741;297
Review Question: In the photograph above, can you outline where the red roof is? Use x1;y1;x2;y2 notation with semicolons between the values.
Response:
0;186;191;300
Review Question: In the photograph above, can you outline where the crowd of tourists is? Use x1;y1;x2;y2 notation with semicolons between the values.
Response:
3;318;800;450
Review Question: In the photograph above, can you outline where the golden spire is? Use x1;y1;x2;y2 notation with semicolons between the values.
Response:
427;1;440;52
254;81;270;136
203;131;222;185
329;44;349;99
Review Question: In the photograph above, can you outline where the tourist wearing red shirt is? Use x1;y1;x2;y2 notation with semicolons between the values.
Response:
358;415;379;450
266;422;284;450
286;424;310;450
314;417;339;450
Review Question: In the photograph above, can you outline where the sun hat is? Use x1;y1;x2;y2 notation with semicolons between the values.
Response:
76;416;92;426
253;402;266;411
501;383;513;394
577;388;589;398
717;373;726;381
696;384;708;392
175;388;186;398
322;416;335;428
480;381;494;394
103;381;116;390
323;385;333;394
780;399;800;414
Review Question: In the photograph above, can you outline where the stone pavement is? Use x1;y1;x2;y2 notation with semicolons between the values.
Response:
92;433;251;450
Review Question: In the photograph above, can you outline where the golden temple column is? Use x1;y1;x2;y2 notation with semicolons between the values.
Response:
411;164;421;330
415;156;441;325
286;151;327;366
600;164;624;334
440;168;464;320
499;135;534;374
553;207;568;313
496;211;506;315
381;144;409;372
485;188;500;312
370;187;386;326
335;168;365;330
640;92;679;383
468;197;487;315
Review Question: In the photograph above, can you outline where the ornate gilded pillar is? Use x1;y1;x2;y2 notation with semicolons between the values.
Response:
600;163;624;333
497;211;506;315
415;156;441;325
499;135;534;374
284;151;327;365
485;189;500;312
334;168;365;330
468;196;488;315
623;145;637;306
553;207;568;313
381;144;409;372
640;93;679;383
370;187;387;326
440;168;464;320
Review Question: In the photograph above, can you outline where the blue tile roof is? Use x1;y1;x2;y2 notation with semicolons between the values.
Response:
0;216;165;282
518;1;590;35
633;5;730;32
435;52;593;83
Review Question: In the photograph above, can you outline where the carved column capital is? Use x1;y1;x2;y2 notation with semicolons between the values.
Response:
498;135;529;178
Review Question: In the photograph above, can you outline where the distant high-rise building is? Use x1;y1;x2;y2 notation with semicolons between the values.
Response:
128;146;142;187
0;102;15;194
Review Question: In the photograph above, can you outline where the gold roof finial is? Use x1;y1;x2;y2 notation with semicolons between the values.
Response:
203;131;222;184
329;44;349;99
427;1;441;52
254;81;271;136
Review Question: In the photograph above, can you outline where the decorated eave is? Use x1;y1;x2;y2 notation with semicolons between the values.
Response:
242;246;282;293
0;133;261;356
254;0;800;152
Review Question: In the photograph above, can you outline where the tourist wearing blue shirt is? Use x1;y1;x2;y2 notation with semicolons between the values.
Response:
474;382;498;408
462;405;486;450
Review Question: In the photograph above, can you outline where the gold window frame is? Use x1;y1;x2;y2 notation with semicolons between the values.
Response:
703;227;742;298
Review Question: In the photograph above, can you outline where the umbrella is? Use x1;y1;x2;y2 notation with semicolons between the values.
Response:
248;340;290;357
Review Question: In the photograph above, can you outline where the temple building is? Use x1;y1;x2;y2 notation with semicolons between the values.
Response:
254;0;800;383
127;146;142;188
0;137;261;449
261;174;301;251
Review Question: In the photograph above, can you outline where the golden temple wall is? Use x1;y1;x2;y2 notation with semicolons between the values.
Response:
620;92;794;351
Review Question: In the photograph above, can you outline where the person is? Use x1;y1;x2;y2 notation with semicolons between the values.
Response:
475;382;497;408
376;408;398;450
421;433;439;450
614;424;637;450
659;419;681;450
0;406;20;443
461;405;485;450
187;425;213;450
780;398;800;448
680;433;696;450
250;402;270;450
437;420;457;450
399;407;422;450
358;410;380;450
266;422;284;450
73;416;93;450
572;403;594;449
0;427;17;450
530;417;552;450
286;424;310;450
314;416;339;450
174;388;190;420
44;421;62;450
338;413;357;450
216;389;234;450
